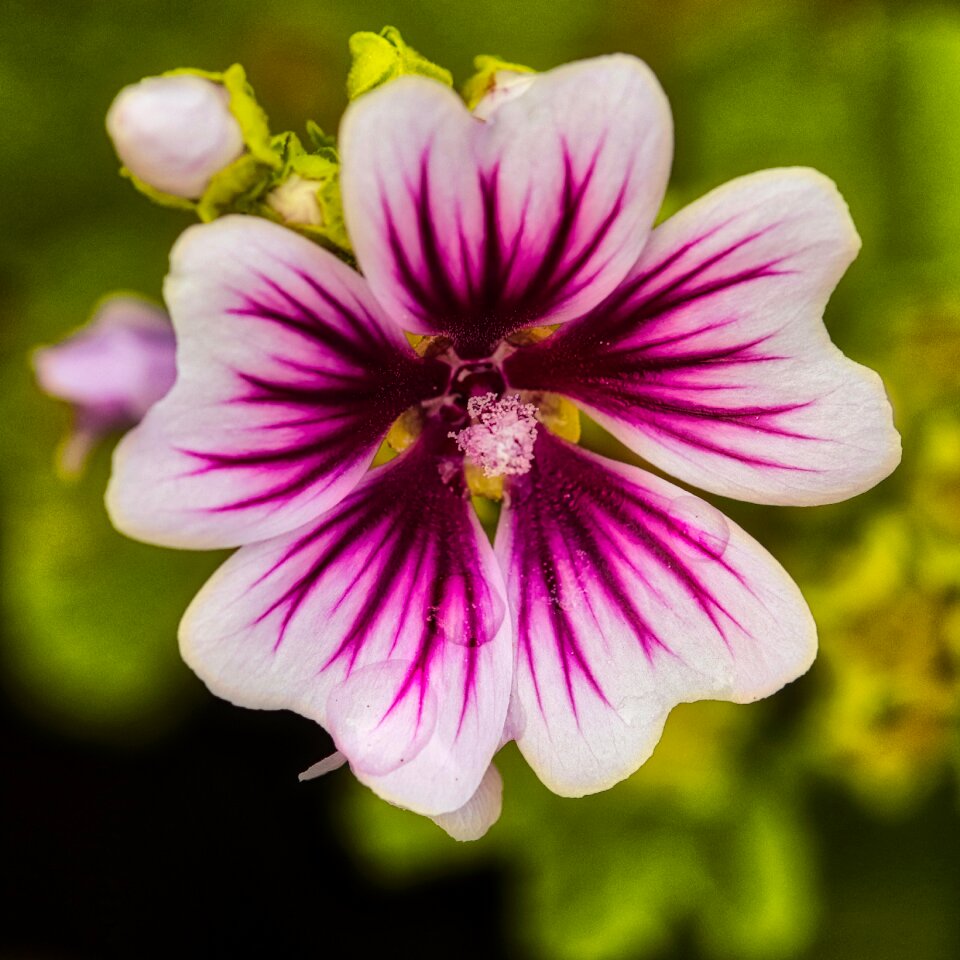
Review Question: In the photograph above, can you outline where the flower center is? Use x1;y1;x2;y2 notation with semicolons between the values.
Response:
450;392;538;478
385;331;577;497
451;361;506;408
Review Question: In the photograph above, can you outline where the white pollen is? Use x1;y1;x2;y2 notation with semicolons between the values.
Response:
451;393;538;477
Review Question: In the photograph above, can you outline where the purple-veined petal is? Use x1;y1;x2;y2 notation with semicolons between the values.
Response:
340;55;672;357
504;169;901;505
179;424;512;816
496;430;815;797
107;216;449;549
430;763;503;841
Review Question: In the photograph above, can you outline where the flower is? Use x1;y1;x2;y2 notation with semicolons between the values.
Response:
106;75;245;199
35;295;176;473
106;55;900;839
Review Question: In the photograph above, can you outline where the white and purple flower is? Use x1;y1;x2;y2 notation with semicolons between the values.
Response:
35;295;176;473
105;56;900;838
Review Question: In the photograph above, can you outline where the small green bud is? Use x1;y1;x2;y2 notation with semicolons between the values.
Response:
346;26;452;100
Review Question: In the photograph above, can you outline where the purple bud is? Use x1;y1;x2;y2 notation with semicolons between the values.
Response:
34;296;176;473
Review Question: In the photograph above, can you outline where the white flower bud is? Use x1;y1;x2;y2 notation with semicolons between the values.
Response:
266;174;324;226
106;75;245;200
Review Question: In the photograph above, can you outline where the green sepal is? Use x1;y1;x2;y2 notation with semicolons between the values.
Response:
462;54;535;110
195;152;271;222
305;120;338;160
219;64;281;168
118;168;197;212
346;26;452;100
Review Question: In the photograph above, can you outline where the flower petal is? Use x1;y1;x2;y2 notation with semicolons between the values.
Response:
340;55;672;356
496;430;816;797
107;216;449;549
504;169;901;505
430;763;503;841
179;425;512;816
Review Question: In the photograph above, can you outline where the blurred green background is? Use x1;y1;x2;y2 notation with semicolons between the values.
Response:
1;1;958;957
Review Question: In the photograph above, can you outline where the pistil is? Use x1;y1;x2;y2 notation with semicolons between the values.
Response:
450;392;539;478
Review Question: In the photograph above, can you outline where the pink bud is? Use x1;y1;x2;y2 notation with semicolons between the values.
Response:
34;296;177;473
106;75;245;200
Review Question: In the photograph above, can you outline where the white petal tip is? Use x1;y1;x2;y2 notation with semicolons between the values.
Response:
429;764;503;841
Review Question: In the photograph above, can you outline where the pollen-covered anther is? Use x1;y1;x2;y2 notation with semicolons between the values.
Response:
451;393;538;478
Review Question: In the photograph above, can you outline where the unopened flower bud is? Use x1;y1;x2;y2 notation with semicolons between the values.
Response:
34;296;176;473
266;174;324;226
106;75;245;199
